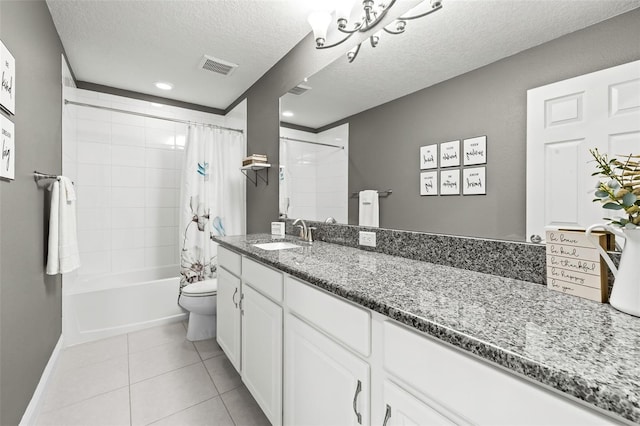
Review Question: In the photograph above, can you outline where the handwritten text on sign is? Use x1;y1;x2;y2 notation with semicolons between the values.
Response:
420;144;437;170
0;115;14;180
545;230;607;303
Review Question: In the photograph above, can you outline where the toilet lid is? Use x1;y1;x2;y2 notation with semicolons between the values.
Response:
182;279;217;296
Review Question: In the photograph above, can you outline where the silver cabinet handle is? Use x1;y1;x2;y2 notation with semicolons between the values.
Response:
232;288;238;308
530;234;542;244
353;380;362;424
382;404;391;426
239;294;244;315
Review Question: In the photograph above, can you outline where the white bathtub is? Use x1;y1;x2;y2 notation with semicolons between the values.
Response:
63;266;187;346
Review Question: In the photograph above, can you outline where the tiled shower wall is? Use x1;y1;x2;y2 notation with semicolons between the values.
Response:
280;124;348;223
63;88;239;278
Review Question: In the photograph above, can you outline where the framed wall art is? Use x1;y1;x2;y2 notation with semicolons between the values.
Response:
419;144;438;169
463;136;487;165
463;167;486;195
0;40;15;115
440;169;460;195
439;140;460;168
420;171;438;196
1;115;15;180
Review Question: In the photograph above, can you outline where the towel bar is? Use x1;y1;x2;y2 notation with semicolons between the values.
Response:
350;189;392;198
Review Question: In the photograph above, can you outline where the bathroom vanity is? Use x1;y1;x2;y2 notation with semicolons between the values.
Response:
214;234;639;426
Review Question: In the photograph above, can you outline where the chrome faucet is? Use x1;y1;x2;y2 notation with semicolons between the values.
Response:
292;218;316;243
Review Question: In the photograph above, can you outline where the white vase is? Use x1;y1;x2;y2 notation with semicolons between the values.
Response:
586;224;640;317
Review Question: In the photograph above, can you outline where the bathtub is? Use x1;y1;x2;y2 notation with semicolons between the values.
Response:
63;265;187;346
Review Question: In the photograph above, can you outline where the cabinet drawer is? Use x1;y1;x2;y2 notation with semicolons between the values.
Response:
383;321;618;425
286;276;370;357
218;246;241;276
242;257;283;303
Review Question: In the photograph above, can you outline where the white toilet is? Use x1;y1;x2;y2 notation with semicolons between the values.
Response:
178;279;217;341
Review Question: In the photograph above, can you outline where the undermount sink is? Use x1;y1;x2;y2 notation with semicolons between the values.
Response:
252;242;301;251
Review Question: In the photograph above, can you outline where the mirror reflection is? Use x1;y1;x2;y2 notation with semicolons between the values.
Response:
279;1;640;242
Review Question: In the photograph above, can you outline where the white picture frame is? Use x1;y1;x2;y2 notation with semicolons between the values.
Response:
1;115;15;180
463;136;487;165
0;41;16;115
463;167;486;195
440;169;460;195
439;140;460;168
419;144;438;169
420;171;438;196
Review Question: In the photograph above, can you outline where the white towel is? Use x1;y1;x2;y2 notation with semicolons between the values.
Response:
46;177;80;274
358;190;379;227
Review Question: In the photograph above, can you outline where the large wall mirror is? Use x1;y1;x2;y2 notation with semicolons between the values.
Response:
279;1;640;242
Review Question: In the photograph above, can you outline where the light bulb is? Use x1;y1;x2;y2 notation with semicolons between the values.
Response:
308;11;332;47
335;0;356;28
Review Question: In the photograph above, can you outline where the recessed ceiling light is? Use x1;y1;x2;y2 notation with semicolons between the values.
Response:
282;111;294;117
155;82;173;91
150;102;164;107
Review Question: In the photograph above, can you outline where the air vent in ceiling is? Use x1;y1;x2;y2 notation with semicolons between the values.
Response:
288;84;312;96
199;55;238;76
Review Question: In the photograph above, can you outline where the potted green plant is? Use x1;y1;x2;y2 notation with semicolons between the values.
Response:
586;149;640;316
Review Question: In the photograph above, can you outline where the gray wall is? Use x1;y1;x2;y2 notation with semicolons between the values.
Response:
0;2;65;424
344;8;640;241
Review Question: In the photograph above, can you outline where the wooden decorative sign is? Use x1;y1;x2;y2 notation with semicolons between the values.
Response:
545;230;611;302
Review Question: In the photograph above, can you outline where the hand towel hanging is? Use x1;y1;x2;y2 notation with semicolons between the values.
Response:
46;177;80;274
359;190;379;227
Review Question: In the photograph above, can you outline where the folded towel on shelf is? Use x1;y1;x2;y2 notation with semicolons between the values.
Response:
46;177;80;275
359;190;379;227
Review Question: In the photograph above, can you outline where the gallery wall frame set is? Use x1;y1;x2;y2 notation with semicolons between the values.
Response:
419;136;487;196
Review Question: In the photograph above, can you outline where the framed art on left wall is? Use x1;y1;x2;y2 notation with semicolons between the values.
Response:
0;40;16;115
1;114;15;180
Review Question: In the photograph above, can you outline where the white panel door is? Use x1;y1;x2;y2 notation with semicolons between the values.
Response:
526;60;640;242
216;267;241;371
284;314;370;426
241;284;283;426
381;380;457;426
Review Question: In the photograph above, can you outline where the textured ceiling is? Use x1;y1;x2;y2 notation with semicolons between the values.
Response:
46;0;322;109
281;0;640;129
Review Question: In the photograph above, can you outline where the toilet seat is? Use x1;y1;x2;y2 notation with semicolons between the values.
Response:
181;279;217;297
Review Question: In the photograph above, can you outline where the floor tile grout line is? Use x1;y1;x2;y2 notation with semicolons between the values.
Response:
202;358;241;426
129;357;202;386
144;395;222;426
38;384;131;416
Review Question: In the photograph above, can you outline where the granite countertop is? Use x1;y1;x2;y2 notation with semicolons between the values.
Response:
214;233;640;424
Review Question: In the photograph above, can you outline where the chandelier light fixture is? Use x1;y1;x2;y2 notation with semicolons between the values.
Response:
308;0;444;63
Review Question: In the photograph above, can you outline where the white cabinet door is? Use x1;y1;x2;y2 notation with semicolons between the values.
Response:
216;267;241;371
241;284;283;426
526;60;640;242
381;380;456;426
285;314;370;426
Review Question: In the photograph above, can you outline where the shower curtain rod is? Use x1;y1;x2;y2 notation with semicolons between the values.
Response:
64;100;244;134
280;136;344;149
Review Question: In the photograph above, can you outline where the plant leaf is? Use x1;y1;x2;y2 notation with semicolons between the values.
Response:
603;202;623;210
595;190;609;198
622;192;638;207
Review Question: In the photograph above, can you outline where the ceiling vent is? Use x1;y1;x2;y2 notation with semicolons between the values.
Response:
199;55;238;76
288;84;312;96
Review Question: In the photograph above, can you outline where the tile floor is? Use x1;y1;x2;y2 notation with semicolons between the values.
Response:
36;322;270;426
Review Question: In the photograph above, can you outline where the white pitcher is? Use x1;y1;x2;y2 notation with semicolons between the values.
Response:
586;224;640;317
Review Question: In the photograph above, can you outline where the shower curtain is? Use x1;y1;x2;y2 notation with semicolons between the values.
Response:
179;124;245;288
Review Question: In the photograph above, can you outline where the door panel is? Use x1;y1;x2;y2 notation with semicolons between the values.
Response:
526;60;640;242
285;314;369;426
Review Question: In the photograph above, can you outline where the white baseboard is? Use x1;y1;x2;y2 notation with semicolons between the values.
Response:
19;335;64;426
